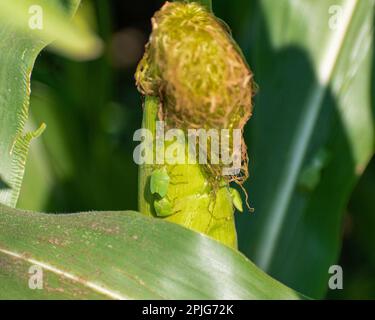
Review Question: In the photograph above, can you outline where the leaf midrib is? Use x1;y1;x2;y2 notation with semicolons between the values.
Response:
254;0;361;270
0;247;128;300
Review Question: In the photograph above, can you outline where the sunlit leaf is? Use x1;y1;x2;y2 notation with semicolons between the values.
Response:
0;0;101;207
0;0;102;60
0;205;303;299
228;0;375;298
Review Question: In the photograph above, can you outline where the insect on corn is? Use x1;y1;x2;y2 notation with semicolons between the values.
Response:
136;2;255;249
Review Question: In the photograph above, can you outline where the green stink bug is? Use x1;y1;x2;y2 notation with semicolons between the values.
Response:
150;167;176;217
154;197;174;217
150;167;170;198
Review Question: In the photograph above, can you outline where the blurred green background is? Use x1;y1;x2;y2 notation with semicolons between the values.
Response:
16;0;375;299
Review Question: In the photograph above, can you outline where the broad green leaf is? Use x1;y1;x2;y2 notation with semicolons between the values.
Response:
0;251;106;299
17;83;75;211
0;0;100;208
0;0;102;60
328;159;375;299
0;204;303;299
348;160;375;267
227;0;375;298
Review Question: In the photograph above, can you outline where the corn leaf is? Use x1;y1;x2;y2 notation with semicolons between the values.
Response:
0;0;101;207
225;0;375;298
0;205;303;299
